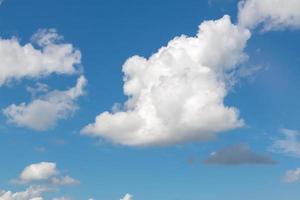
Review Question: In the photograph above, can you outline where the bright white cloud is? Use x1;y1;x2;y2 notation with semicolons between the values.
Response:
238;0;300;31
283;168;300;183
0;185;48;200
271;129;300;157
3;75;87;131
18;162;58;183
120;193;133;200
82;15;250;146
0;29;81;86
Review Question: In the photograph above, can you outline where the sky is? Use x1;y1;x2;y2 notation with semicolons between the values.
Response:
0;0;299;199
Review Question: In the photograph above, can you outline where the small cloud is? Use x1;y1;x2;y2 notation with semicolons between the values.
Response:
15;162;58;184
283;168;300;183
271;129;300;157
203;144;276;165
11;162;79;187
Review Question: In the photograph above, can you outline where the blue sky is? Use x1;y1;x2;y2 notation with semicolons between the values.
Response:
0;0;300;200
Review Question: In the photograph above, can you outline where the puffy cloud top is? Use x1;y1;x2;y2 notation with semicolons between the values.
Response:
19;162;58;183
120;193;133;200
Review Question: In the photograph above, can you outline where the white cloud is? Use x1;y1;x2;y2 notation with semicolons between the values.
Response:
18;162;58;183
3;76;87;131
283;168;300;183
271;129;300;157
120;193;133;200
0;29;81;86
81;15;250;146
238;0;300;31
0;185;48;200
12;162;79;188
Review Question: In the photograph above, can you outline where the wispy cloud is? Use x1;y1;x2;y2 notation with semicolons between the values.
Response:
271;129;300;157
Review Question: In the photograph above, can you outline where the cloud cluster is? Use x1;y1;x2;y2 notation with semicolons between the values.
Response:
0;29;81;86
0;185;49;200
82;15;250;146
203;144;276;165
3;76;87;131
1;162;80;200
238;0;300;31
0;28;86;131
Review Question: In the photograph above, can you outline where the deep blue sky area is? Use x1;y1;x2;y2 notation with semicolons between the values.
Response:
0;0;299;200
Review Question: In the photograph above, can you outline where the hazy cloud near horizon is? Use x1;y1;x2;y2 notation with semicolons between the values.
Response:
203;144;276;165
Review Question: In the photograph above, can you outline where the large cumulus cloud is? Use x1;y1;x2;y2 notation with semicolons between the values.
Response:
82;15;250;146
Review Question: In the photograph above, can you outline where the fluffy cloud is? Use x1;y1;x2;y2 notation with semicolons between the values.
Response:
238;0;300;31
203;144;276;165
13;162;79;186
0;185;49;200
18;162;58;183
271;129;300;157
0;29;81;86
3;76;87;131
1;162;79;200
283;168;300;183
82;15;250;146
120;193;133;200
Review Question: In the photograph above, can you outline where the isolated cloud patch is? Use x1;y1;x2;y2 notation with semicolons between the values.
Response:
82;15;250;146
283;168;300;183
238;0;300;31
203;144;276;165
0;29;81;86
12;162;80;186
3;76;87;131
18;162;58;183
271;129;300;157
